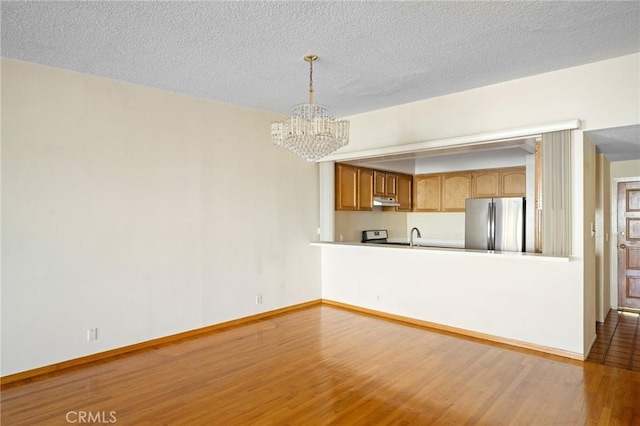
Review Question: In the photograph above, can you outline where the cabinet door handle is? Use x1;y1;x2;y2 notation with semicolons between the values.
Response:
620;243;627;249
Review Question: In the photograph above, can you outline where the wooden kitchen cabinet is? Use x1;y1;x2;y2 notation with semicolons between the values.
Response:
442;172;471;212
373;171;398;197
385;173;397;197
335;163;358;210
471;167;526;198
500;167;526;197
373;171;386;196
396;174;412;211
413;175;442;212
472;170;500;198
335;164;377;211
358;168;374;211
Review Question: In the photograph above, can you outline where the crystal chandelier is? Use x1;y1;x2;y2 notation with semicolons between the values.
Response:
271;55;349;162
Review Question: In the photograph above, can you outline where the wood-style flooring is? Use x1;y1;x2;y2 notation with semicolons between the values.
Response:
2;305;640;425
587;309;640;372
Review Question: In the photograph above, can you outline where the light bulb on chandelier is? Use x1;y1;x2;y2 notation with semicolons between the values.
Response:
271;55;349;162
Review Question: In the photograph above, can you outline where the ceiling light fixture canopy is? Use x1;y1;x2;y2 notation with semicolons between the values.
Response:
271;55;349;162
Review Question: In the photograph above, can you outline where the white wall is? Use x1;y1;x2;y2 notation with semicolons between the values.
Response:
406;213;464;240
1;58;322;376
340;54;639;153
580;134;597;354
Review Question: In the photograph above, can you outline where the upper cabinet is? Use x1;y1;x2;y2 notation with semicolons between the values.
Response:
358;168;374;211
335;163;411;211
414;173;470;213
335;163;359;211
500;167;526;197
415;167;525;212
396;174;412;212
413;175;442;212
373;171;398;197
336;163;523;213
471;170;500;198
442;173;471;212
471;167;526;198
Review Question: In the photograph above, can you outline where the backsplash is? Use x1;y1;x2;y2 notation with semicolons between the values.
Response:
406;212;465;240
335;210;408;242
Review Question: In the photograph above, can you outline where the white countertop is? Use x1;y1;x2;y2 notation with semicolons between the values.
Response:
386;237;465;249
311;240;571;262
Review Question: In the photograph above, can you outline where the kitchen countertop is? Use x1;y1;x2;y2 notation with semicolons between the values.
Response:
312;240;571;262
386;237;465;249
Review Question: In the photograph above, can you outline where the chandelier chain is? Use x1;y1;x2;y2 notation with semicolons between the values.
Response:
308;57;314;104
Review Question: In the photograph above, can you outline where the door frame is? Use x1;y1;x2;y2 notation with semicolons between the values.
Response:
611;176;640;309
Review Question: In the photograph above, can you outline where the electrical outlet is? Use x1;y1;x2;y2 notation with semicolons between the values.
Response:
87;328;98;342
255;295;263;305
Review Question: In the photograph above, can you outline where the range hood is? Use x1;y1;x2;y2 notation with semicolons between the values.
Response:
373;196;400;207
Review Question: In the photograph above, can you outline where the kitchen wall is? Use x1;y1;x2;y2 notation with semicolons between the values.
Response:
1;58;322;376
406;213;464;240
334;210;407;242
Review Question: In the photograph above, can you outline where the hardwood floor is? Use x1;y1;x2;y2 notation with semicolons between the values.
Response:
587;309;640;372
2;305;640;425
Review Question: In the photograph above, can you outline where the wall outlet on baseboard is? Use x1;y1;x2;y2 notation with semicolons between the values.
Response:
255;295;263;305
87;328;98;342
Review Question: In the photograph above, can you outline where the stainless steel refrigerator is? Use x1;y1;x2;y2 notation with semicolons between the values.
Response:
465;197;525;252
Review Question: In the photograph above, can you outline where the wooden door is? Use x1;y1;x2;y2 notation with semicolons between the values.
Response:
373;171;386;196
618;180;640;310
414;175;441;212
396;174;412;212
472;170;499;198
442;173;471;212
500;167;526;197
358;168;373;211
385;173;398;197
335;163;358;211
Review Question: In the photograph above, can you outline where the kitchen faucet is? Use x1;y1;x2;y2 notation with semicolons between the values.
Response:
410;227;422;248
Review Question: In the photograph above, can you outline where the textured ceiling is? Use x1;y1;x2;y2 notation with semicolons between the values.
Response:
586;125;640;162
2;1;639;117
1;1;639;160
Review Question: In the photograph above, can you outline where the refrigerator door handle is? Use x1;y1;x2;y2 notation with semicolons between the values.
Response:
487;203;493;250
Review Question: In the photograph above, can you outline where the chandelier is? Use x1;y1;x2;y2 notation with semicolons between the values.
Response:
271;55;349;162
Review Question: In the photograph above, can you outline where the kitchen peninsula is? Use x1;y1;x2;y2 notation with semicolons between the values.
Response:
315;240;577;360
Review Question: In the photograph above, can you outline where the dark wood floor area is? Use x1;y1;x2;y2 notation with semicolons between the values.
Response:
587;309;640;372
2;305;640;425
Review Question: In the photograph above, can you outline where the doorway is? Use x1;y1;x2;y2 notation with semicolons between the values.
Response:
617;180;640;311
